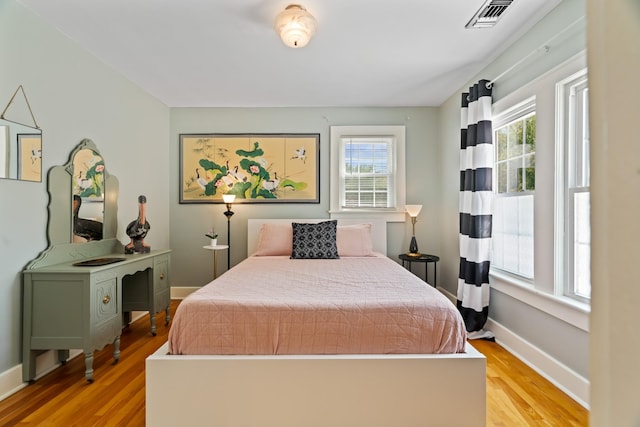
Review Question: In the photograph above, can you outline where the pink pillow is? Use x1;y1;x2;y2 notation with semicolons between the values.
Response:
336;223;375;256
254;223;293;256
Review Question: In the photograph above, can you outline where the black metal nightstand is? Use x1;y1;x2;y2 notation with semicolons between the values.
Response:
398;253;440;287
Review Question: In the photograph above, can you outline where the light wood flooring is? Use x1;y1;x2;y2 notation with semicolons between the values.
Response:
0;300;588;426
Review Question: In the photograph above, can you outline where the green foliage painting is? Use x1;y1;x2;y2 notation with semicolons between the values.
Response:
72;148;105;199
180;134;319;203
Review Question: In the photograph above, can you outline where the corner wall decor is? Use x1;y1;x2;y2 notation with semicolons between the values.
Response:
1;85;40;130
179;133;319;204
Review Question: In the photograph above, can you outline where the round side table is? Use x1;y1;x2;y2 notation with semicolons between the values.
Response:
398;253;440;287
203;245;229;279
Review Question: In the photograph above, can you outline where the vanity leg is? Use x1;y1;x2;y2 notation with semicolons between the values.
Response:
123;311;132;327
22;350;37;382
84;351;94;383
57;349;70;364
150;312;157;336
164;305;171;326
113;336;120;364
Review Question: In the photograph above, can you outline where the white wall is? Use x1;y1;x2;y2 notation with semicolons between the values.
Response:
0;0;170;379
169;107;440;287
587;0;640;424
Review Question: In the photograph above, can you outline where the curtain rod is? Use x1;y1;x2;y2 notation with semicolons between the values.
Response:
485;16;585;89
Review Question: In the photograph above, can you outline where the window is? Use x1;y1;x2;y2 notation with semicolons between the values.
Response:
488;53;589;332
492;98;536;279
557;70;590;302
330;126;406;221
343;137;392;208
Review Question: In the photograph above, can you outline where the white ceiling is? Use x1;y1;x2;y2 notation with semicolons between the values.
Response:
17;0;560;108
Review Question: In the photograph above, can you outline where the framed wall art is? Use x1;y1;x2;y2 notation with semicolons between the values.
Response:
17;133;42;182
179;133;319;203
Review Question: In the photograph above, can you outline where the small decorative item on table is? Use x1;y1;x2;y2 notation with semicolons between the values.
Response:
205;228;218;247
124;195;151;254
202;229;229;279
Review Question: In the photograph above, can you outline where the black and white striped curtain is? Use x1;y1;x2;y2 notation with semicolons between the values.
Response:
457;79;494;339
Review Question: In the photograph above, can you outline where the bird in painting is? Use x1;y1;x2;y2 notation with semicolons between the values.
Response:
262;172;280;192
195;168;208;190
291;146;306;163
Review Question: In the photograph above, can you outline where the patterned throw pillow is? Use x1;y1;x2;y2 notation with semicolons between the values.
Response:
291;220;339;259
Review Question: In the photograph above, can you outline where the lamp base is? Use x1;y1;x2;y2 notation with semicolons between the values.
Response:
405;252;422;257
408;236;419;256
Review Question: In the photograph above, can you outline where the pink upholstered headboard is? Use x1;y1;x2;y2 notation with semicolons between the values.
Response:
247;219;387;256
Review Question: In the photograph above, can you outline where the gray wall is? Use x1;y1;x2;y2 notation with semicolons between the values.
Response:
437;0;588;379
0;1;170;373
169;107;441;287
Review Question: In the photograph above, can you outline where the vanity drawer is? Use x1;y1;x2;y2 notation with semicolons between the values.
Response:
93;277;118;322
153;254;170;292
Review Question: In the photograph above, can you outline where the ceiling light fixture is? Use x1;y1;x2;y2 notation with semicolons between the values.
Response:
274;4;317;48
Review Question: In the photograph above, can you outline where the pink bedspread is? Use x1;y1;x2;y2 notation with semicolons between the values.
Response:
168;255;467;355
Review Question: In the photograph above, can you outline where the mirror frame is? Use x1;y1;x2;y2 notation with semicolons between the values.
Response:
47;138;118;246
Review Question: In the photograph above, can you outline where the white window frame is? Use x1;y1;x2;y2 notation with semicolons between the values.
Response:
329;125;406;222
488;52;590;333
555;68;590;303
492;97;536;280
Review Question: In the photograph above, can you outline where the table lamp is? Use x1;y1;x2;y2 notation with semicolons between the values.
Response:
405;204;423;256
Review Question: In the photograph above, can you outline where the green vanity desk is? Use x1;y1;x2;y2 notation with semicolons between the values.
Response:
22;239;171;383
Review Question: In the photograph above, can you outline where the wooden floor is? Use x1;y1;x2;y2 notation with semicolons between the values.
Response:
0;300;588;426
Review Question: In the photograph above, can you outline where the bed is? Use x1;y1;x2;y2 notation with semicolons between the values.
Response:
146;219;486;427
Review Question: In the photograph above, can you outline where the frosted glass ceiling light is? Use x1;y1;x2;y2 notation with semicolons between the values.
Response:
274;4;317;48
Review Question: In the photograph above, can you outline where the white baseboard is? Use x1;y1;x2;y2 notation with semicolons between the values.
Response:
486;318;590;409
170;286;199;299
0;365;25;402
438;287;590;409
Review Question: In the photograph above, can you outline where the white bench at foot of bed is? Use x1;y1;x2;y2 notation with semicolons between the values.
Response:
146;342;486;427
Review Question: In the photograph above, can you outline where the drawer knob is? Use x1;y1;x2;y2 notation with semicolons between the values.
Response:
159;273;165;280
102;295;111;304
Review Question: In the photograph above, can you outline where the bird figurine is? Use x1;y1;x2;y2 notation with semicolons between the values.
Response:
124;195;151;254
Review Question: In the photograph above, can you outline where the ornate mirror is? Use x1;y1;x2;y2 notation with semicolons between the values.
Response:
70;146;105;242
46;138;118;247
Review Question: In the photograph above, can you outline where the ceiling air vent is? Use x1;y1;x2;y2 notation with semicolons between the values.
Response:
465;0;514;29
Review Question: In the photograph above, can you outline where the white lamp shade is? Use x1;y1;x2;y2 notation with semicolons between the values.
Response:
274;4;317;48
405;205;423;217
222;194;236;204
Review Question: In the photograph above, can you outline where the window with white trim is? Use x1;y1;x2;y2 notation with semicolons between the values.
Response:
557;69;590;302
330;126;406;221
342;137;393;208
492;98;536;279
